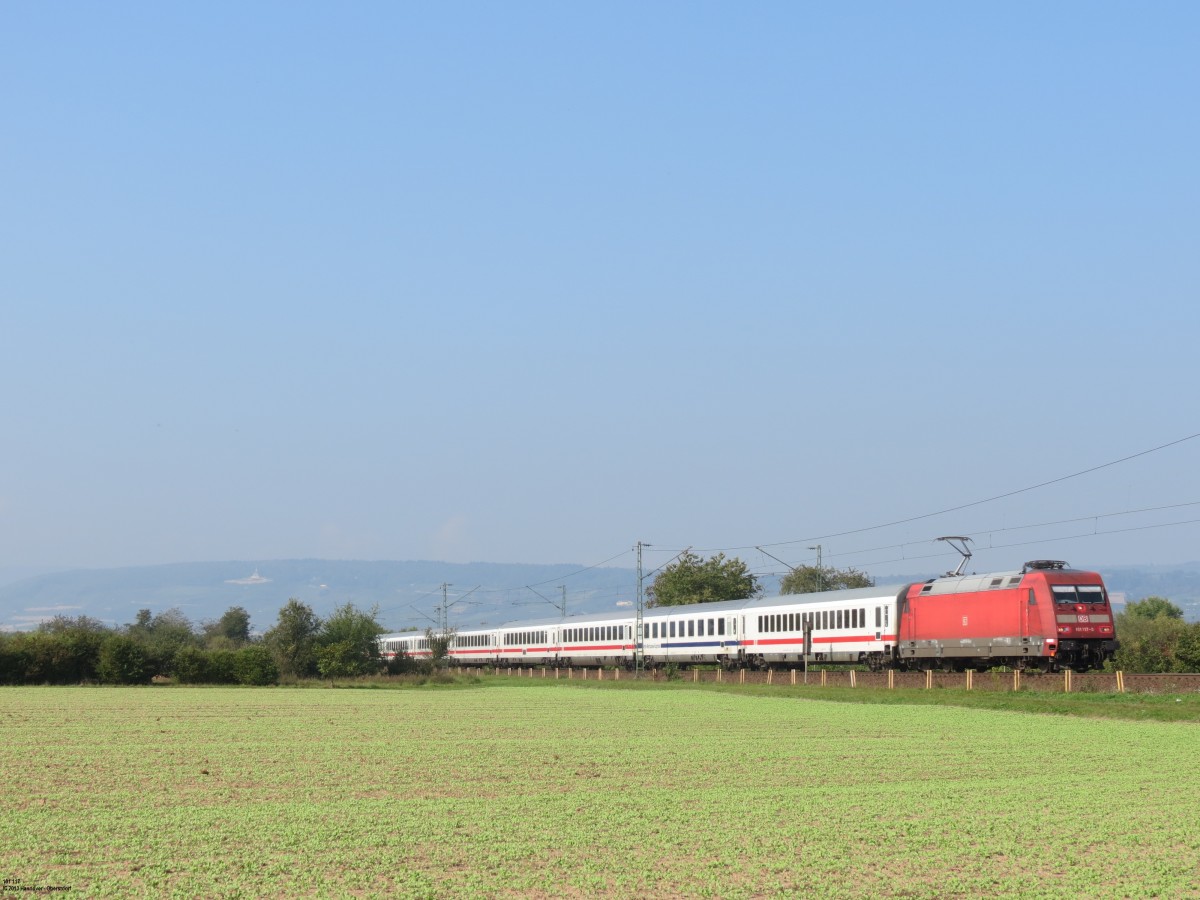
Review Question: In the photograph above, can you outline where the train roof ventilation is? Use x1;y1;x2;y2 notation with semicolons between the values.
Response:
936;536;974;577
1022;559;1069;573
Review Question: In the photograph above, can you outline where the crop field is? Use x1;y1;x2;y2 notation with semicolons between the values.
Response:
2;682;1199;899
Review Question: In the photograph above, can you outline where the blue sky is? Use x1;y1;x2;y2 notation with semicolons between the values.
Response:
2;2;1198;580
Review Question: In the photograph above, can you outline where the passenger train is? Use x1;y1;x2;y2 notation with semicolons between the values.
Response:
378;560;1118;673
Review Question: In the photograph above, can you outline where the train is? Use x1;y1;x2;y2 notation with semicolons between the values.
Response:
378;559;1118;673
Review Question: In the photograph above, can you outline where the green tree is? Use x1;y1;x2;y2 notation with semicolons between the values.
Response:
233;646;278;685
126;609;200;678
424;628;456;671
1175;623;1200;672
203;606;252;649
1112;597;1189;672
97;635;154;685
316;603;383;677
646;552;761;607
316;641;364;680
264;599;322;679
780;565;874;595
1123;596;1184;620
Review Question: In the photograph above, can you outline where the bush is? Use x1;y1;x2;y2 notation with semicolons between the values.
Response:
173;646;210;684
205;650;240;684
97;636;154;685
234;646;278;686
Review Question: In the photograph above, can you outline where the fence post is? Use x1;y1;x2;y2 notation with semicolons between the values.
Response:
965;670;973;691
849;670;857;688
615;667;620;680
821;670;827;687
598;667;603;681
1064;669;1072;693
791;669;797;686
1116;670;1125;693
888;670;895;690
1013;670;1020;692
694;668;699;683
717;669;723;683
739;669;745;684
925;669;933;690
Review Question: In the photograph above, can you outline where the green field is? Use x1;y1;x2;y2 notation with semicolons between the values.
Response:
2;682;1199;898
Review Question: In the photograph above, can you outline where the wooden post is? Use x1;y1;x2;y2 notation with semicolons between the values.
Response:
693;668;699;683
1064;669;1072;693
965;669;973;691
598;667;603;681
1013;670;1020;692
925;669;933;690
555;668;559;680
791;669;797;686
717;669;723;683
1116;670;1125;693
821;670;827;687
614;668;620;681
888;670;895;690
849;670;857;688
739;669;745;684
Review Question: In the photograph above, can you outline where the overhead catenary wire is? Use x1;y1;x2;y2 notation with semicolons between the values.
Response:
389;430;1200;628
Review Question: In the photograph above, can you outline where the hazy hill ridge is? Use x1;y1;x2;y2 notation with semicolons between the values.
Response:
2;559;1197;632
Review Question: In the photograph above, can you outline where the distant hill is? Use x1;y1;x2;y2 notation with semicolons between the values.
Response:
0;560;638;634
3;558;1198;633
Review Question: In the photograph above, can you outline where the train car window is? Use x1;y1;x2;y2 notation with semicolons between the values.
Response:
1029;589;1036;606
884;606;889;627
836;610;842;629
718;618;725;636
707;618;714;636
669;621;676;638
758;615;763;632
687;620;694;638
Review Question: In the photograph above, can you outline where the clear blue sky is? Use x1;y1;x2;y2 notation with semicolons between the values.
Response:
2;2;1198;579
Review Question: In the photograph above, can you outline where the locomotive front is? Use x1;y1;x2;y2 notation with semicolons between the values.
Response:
1035;563;1119;670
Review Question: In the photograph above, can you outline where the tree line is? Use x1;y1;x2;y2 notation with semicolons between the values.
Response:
0;600;405;685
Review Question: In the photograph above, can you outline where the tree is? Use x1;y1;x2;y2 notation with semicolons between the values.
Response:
425;627;456;670
1112;596;1189;672
264;599;322;679
1123;596;1184;620
780;565;874;595
97;635;154;685
316;603;383;677
646;552;761;607
316;641;364;680
233;646;278;685
203;607;252;649
125;608;200;678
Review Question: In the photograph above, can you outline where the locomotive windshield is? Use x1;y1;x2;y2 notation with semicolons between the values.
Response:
1052;585;1106;605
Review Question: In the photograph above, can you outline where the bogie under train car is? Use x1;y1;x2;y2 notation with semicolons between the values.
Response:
378;560;1118;672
